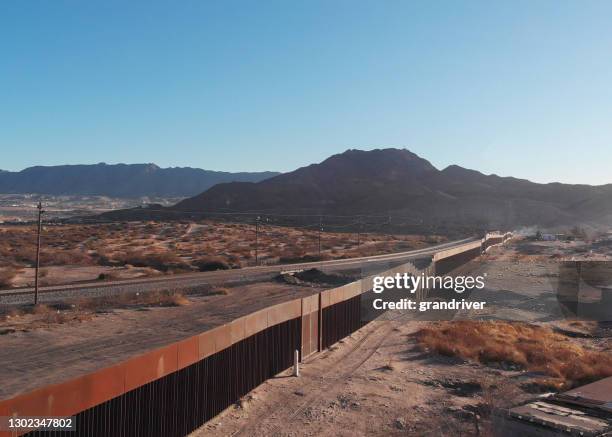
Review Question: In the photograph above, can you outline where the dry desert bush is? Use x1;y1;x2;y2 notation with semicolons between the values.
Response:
192;256;230;271
416;320;612;389
0;290;193;330
74;290;191;311
0;267;17;288
0;303;81;325
113;250;190;272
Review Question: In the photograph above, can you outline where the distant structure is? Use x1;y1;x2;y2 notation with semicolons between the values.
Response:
497;376;612;436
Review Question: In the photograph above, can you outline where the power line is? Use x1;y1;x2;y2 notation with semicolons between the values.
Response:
255;216;260;266
106;207;392;220
318;216;322;257
34;201;45;305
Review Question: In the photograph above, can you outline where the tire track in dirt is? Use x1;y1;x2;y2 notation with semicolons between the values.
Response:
230;312;407;437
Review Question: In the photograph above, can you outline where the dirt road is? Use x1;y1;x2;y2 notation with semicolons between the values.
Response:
191;315;509;437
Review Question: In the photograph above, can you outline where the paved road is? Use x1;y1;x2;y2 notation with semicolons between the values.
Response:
0;238;476;305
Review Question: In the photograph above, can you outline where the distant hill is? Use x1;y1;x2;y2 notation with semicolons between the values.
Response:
0;163;279;198
99;148;612;232
170;148;612;230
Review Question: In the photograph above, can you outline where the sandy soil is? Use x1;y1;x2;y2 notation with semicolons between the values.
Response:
190;239;612;437
9;264;162;288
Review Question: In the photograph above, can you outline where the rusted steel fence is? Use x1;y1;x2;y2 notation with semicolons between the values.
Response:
1;233;511;437
321;295;363;349
433;241;483;276
22;318;301;437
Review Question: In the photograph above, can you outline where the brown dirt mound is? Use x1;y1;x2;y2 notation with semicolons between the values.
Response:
282;268;353;286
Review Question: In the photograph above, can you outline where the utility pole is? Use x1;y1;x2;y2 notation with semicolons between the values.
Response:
34;201;45;305
255;216;260;266
318;216;323;257
357;217;362;248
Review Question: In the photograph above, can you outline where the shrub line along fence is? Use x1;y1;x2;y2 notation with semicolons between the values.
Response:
0;232;511;437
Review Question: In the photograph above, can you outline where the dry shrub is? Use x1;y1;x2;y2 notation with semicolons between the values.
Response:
73;290;191;312
9;303;70;325
114;251;188;272
158;292;190;306
192;256;230;272
44;310;70;324
41;249;92;266
416;320;612;389
32;304;53;315
0;304;51;321
0;267;17;288
118;290;190;307
97;271;121;281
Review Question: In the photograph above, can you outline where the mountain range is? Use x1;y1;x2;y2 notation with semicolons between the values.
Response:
0;163;279;198
169;148;612;230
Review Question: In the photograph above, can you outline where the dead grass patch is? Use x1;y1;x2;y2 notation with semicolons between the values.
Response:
192;256;230;271
114;251;190;272
0;303;92;326
0;267;17;288
0;289;197;332
210;287;229;295
416;320;612;389
75;290;191;310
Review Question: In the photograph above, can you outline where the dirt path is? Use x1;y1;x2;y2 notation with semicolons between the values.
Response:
191;313;506;437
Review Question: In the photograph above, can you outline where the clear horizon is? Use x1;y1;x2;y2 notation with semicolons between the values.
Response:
2;1;612;184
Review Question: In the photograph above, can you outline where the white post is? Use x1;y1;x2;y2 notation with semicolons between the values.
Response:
293;349;300;377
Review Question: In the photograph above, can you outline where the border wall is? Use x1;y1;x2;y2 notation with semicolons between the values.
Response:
0;233;510;437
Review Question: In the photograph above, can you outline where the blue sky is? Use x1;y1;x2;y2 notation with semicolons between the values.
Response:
1;1;611;184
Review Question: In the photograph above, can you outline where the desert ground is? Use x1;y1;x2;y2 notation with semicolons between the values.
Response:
0;221;444;288
190;239;612;437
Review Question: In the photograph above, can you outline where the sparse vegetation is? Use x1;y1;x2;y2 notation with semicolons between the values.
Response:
0;289;193;329
192;256;230;271
0;221;443;287
416;320;612;389
76;290;192;310
0;267;17;287
0;302;90;325
113;250;189;272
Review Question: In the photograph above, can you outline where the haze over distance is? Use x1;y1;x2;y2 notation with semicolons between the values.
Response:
2;1;612;185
